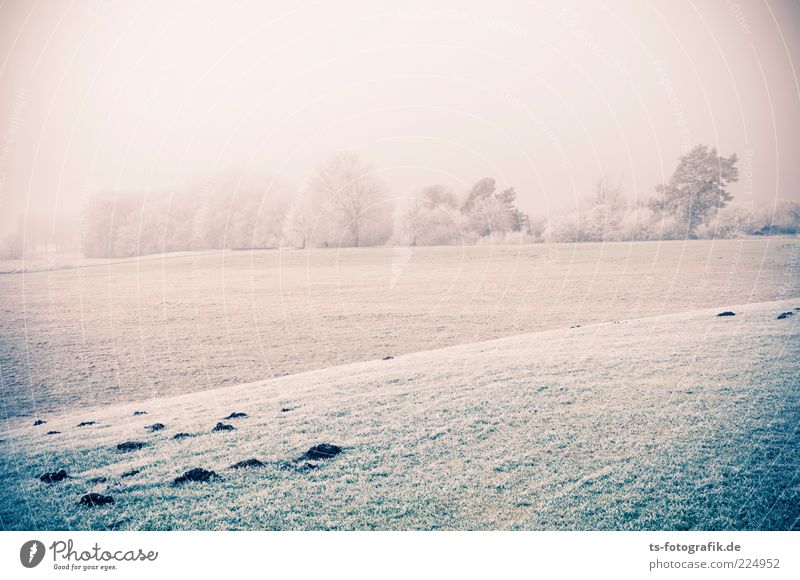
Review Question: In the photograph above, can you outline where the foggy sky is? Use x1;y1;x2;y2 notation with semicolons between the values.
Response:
1;0;799;233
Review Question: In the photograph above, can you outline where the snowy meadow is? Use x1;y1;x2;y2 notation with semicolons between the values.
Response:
1;239;798;530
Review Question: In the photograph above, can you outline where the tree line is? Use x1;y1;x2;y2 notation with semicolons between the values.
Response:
8;144;796;260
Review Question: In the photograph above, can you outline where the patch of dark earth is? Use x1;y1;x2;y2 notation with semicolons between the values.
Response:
173;468;218;485
301;443;343;460
223;412;247;419
116;441;146;452
229;459;265;469
40;469;69;483
78;493;114;507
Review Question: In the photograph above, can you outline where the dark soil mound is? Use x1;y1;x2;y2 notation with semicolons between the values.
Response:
172;432;192;440
717;311;736;317
301;443;343;460
33;419;47;426
212;422;235;432
145;423;166;432
229;459;265;469
87;477;107;484
777;311;795;320
173;467;218;485
46;431;61;435
76;421;96;427
78;493;114;507
132;411;148;416
40;469;68;483
120;469;140;478
116;441;146;452
223;412;248;419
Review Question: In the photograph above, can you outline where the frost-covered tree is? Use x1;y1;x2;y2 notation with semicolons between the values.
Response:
460;178;529;238
309;152;392;247
82;195;117;258
397;185;463;246
579;178;627;241
496;187;527;232
283;195;317;248
461;177;497;213
543;178;661;242
650;145;738;237
191;171;288;250
695;204;757;239
422;184;459;210
81;170;289;257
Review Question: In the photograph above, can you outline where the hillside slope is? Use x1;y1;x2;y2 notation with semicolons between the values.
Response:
1;299;798;530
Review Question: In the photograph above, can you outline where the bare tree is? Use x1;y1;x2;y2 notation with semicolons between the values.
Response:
582;177;627;241
310;152;391;247
591;177;625;212
283;194;316;248
398;199;424;246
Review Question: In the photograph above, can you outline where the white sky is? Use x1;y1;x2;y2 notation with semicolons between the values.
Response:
1;0;799;232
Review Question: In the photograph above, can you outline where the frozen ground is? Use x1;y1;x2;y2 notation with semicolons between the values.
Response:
0;298;798;530
1;239;798;418
0;250;228;275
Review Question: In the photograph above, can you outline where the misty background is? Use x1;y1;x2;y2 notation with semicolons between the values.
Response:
1;0;800;256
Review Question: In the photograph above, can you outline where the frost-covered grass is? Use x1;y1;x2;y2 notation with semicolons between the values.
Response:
1;239;798;417
0;250;227;274
1;299;798;530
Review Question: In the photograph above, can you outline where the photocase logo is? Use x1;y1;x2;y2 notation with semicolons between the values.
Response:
20;540;46;568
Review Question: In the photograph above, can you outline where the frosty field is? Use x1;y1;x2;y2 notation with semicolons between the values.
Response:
0;240;799;530
1;298;798;530
1;239;798;417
